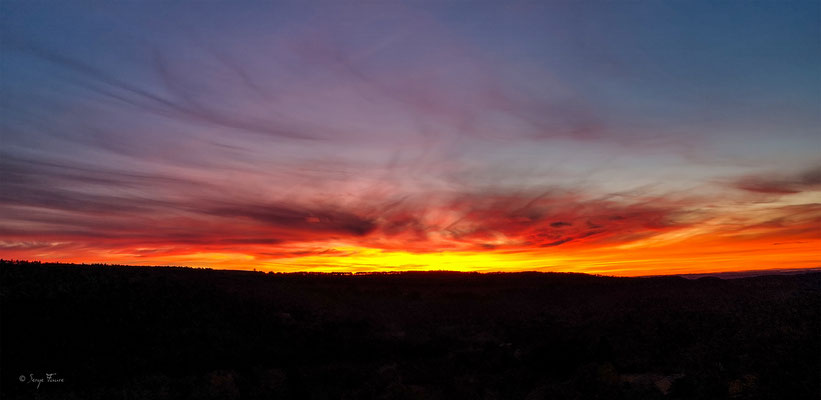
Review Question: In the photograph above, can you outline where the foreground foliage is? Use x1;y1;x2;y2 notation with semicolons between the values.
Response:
1;261;818;399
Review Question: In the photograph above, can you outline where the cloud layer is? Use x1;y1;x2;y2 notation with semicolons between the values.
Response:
1;1;819;274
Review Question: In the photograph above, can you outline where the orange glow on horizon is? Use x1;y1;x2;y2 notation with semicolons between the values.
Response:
6;233;818;277
3;186;818;277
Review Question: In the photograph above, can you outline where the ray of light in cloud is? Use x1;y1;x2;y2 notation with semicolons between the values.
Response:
0;0;819;275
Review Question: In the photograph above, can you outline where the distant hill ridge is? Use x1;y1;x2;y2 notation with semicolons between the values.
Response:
2;259;819;279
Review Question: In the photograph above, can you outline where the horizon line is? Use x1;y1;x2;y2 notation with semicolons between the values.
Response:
4;259;820;280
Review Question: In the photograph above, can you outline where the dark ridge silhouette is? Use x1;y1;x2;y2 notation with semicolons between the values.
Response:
1;260;818;399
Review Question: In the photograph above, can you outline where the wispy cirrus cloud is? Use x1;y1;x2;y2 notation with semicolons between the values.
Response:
733;165;821;195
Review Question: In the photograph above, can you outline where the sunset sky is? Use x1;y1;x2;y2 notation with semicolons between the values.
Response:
1;1;819;275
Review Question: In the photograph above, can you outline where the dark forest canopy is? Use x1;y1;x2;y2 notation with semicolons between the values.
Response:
1;260;819;399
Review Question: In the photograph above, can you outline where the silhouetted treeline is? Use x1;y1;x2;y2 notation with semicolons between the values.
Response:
1;260;818;399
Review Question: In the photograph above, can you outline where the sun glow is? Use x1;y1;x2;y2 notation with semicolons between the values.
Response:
83;231;815;276
261;246;570;273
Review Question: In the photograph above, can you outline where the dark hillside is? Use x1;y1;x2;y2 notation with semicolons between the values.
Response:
1;260;818;399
